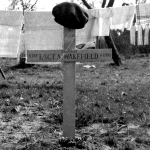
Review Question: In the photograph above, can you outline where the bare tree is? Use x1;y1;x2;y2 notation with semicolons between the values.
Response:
9;0;38;12
81;0;122;66
137;0;146;4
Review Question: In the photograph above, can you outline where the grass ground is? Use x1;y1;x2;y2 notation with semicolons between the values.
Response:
0;55;150;149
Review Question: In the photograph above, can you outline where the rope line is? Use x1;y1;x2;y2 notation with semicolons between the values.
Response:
57;30;79;62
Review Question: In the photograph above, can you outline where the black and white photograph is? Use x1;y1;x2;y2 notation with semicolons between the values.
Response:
0;0;150;149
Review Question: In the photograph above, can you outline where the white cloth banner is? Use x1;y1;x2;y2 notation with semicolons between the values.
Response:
0;11;23;58
24;11;64;64
110;5;135;31
24;11;63;51
76;8;112;45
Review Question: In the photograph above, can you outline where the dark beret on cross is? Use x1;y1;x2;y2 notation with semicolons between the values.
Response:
52;2;89;29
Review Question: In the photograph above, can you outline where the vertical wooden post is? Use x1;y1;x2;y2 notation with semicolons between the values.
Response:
96;36;99;49
63;28;76;138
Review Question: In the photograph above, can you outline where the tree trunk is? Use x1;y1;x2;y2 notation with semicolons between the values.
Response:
105;0;122;66
102;0;106;8
105;31;122;65
106;0;115;8
81;0;122;66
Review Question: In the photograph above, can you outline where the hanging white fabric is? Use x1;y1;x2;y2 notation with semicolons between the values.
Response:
90;8;112;37
144;24;149;45
24;11;64;64
137;24;143;45
130;25;136;45
0;11;23;58
24;11;63;51
76;8;112;45
110;5;135;31
136;3;150;25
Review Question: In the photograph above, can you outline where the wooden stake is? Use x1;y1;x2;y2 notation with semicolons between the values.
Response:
0;68;6;79
63;28;76;138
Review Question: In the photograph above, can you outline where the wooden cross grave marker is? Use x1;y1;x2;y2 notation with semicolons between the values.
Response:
26;27;112;138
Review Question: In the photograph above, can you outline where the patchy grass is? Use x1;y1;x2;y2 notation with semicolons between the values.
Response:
0;56;150;149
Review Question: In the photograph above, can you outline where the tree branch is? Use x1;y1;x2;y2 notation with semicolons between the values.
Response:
81;0;92;9
102;0;106;8
27;0;32;5
106;0;115;8
30;0;38;11
20;0;24;9
9;0;20;10
9;0;38;11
